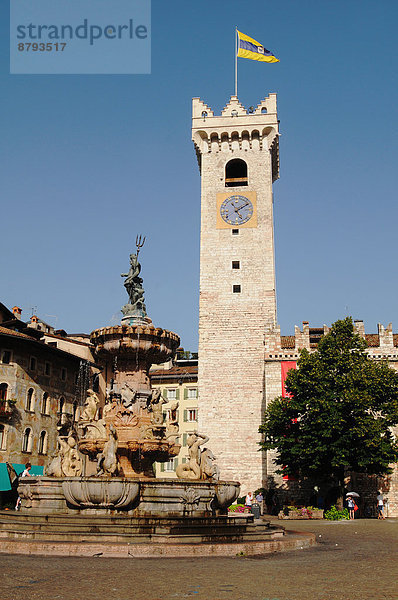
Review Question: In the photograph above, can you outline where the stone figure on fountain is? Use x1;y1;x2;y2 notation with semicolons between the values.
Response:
121;254;147;319
78;389;107;441
97;424;119;476
165;401;179;443
175;433;220;481
81;389;99;422
46;434;82;478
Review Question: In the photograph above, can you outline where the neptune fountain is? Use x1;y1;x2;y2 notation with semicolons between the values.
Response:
0;240;287;556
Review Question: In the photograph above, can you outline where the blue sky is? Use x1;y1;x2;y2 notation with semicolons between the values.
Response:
1;0;397;351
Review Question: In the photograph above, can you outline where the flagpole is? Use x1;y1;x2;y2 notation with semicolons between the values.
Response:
235;27;238;97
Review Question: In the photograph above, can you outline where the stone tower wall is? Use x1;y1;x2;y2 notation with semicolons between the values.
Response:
193;95;280;494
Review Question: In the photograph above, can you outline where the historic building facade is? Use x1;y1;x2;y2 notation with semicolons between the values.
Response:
0;304;88;499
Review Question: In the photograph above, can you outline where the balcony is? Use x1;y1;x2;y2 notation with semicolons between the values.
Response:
0;400;14;419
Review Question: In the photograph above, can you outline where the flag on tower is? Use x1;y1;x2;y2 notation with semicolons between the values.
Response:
237;30;279;63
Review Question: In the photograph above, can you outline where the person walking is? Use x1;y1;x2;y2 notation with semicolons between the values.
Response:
15;462;32;510
255;491;264;515
347;494;355;520
376;491;385;519
245;491;254;512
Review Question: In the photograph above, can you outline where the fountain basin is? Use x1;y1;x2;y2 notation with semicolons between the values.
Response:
18;477;240;517
62;479;140;509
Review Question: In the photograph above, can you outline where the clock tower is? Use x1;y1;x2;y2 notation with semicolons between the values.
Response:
192;94;280;492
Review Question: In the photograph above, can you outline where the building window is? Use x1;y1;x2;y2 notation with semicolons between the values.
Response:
164;459;176;472
41;392;49;415
38;430;48;455
0;425;5;450
187;409;197;422
25;388;34;412
232;229;239;235
59;397;65;414
29;357;36;371
187;388;197;399
167;389;176;400
72;401;78;422
22;428;33;453
61;368;67;381
44;362;51;376
225;158;248;187
1;350;11;364
0;383;8;401
233;284;241;293
232;261;240;270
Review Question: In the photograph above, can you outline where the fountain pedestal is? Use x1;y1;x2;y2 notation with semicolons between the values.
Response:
78;321;181;477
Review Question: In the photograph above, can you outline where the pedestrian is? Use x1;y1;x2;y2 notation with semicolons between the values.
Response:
347;494;355;520
15;462;32;510
376;491;385;519
255;490;264;515
245;491;254;512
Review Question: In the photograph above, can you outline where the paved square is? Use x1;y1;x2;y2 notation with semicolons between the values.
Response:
0;518;397;600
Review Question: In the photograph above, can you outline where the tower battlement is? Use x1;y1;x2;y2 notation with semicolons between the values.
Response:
192;95;279;180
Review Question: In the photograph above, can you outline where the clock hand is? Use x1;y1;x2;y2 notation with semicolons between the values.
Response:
235;210;242;219
234;201;249;213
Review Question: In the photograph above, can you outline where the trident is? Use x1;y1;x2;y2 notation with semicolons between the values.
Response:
136;234;146;257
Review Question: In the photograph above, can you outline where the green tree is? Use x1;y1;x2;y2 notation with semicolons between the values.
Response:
260;318;398;503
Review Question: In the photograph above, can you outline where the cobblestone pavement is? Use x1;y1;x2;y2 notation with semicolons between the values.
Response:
0;518;397;600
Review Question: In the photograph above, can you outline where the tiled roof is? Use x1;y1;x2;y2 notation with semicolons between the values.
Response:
151;364;198;381
365;334;380;347
0;326;37;341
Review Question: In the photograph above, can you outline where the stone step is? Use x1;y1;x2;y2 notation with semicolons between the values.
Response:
0;511;255;527
0;526;281;545
0;516;271;536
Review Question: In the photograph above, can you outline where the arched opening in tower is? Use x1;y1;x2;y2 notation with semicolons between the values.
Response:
225;159;248;187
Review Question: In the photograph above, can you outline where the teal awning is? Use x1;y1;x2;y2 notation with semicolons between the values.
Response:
0;463;44;492
0;463;11;491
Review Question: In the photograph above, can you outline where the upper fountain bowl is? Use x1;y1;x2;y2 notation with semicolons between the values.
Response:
91;323;180;366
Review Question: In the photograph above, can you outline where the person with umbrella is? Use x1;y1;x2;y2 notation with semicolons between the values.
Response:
346;492;359;520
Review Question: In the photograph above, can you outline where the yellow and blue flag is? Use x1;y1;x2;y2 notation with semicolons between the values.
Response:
237;30;279;63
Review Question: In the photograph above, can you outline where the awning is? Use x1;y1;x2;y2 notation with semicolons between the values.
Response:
0;463;44;492
0;463;11;491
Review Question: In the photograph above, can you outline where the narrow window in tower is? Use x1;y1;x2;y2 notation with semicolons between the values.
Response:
231;229;239;235
233;285;241;293
232;261;240;270
225;159;248;187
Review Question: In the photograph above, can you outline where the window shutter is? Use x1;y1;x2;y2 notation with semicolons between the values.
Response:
183;410;187;422
183;433;187;446
184;388;188;400
160;462;165;472
174;458;178;469
162;388;167;399
176;388;180;400
182;457;187;464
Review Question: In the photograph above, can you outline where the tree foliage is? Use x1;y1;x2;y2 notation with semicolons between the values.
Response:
259;318;398;485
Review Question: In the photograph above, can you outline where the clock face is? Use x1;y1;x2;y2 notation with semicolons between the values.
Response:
220;195;254;226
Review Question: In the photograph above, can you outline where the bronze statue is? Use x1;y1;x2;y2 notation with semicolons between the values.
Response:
121;235;147;317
